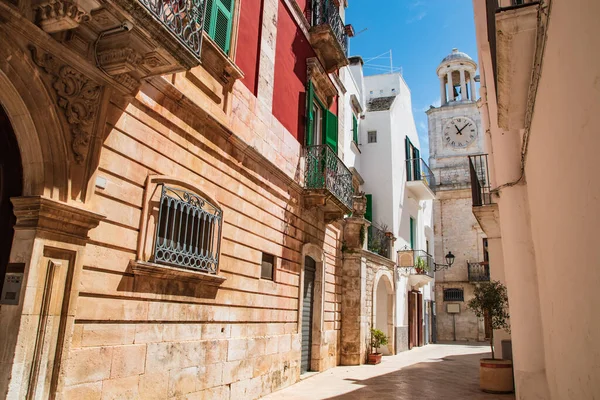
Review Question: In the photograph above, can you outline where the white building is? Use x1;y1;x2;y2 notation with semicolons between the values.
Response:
348;58;437;353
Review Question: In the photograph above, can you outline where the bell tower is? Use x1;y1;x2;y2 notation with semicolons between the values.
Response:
427;49;488;343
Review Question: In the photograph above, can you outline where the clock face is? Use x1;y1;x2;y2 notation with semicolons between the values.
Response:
443;117;477;148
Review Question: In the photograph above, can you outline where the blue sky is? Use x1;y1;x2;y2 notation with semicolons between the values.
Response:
346;0;479;159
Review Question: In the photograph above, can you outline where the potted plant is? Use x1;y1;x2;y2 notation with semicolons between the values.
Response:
467;280;513;393
415;256;428;274
367;328;388;365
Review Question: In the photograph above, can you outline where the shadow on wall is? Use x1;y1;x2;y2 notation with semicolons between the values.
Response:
324;351;514;400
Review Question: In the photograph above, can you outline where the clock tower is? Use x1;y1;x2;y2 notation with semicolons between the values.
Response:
427;49;488;342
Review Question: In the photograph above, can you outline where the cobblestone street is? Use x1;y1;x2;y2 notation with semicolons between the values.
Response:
262;343;516;400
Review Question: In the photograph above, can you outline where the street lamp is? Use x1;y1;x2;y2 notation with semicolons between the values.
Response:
433;251;455;271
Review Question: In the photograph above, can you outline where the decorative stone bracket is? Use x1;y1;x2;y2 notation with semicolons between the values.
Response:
307;57;338;106
36;0;100;33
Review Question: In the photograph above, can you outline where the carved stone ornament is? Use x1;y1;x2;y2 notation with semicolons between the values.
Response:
31;47;102;164
36;0;91;33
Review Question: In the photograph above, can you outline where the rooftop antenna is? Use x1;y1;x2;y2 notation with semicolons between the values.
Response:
348;27;368;56
363;50;402;74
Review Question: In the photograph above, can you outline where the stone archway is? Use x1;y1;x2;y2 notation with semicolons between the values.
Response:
372;270;395;355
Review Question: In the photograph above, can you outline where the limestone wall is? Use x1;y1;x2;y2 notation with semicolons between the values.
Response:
60;80;344;399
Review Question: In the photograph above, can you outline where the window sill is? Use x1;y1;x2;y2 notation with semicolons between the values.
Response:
129;260;227;286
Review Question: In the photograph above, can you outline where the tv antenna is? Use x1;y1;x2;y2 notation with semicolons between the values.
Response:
363;50;402;75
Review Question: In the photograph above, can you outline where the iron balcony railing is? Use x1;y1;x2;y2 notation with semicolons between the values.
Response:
406;158;436;193
412;250;435;279
305;145;353;211
468;154;493;206
311;0;348;55
138;0;206;59
367;224;391;259
468;262;491;282
153;184;222;274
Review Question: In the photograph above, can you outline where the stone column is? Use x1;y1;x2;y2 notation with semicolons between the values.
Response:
0;197;104;399
459;69;467;101
440;75;447;106
447;71;454;102
470;76;477;101
256;0;279;111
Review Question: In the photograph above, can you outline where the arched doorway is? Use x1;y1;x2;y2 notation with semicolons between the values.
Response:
0;105;23;295
301;256;316;373
375;277;392;355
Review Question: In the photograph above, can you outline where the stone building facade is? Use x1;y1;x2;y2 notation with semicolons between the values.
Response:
0;0;391;398
427;49;488;342
472;0;600;398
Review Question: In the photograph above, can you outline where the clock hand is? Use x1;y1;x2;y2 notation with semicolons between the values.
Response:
457;123;469;134
454;125;463;135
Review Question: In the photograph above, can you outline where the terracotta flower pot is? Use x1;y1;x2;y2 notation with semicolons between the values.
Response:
479;358;514;393
367;353;382;365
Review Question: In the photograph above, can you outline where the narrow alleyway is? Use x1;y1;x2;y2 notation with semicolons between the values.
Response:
262;343;515;400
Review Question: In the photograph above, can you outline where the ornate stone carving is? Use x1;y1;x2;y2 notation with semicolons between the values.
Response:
113;73;141;93
31;47;102;164
97;47;143;75
36;0;91;33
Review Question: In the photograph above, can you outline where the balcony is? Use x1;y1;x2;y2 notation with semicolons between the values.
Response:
491;0;540;130
469;154;501;238
367;224;392;259
405;158;436;200
468;262;491;282
304;145;353;221
309;0;350;73
398;249;435;289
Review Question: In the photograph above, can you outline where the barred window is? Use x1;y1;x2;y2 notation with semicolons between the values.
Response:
443;288;464;302
153;184;222;274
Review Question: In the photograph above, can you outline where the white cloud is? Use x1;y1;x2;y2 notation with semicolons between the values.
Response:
406;11;427;24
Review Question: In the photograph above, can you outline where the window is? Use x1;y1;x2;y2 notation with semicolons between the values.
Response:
352;114;358;144
154;184;223;274
409;217;415;249
261;253;275;280
305;81;338;153
203;0;235;54
444;288;464;302
367;131;377;143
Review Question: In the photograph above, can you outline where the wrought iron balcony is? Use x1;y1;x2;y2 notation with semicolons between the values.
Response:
468;154;493;207
304;145;353;221
367;224;392;259
468;154;501;238
398;249;435;288
406;158;436;200
137;0;206;60
468;262;491;282
309;0;350;72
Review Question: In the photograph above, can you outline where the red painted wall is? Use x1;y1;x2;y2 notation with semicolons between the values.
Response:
236;0;263;94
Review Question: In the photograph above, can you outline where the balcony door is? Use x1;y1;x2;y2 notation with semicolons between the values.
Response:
405;137;420;181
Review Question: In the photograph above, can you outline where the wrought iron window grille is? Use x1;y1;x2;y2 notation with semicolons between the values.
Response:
468;261;491;282
138;0;207;59
443;288;464;302
153;184;222;274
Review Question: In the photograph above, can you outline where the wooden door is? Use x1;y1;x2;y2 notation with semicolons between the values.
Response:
301;257;316;373
417;292;424;347
408;291;417;349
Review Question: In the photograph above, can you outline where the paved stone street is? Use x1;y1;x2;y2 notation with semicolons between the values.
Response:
262;343;516;400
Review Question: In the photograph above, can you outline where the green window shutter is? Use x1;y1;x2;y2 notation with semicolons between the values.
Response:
365;194;372;222
405;136;412;181
410;217;415;249
324;110;338;154
204;0;234;54
352;115;358;143
414;147;421;180
306;81;315;146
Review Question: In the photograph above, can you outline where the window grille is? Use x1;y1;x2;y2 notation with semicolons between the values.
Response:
153;184;222;274
443;288;464;302
368;131;377;143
